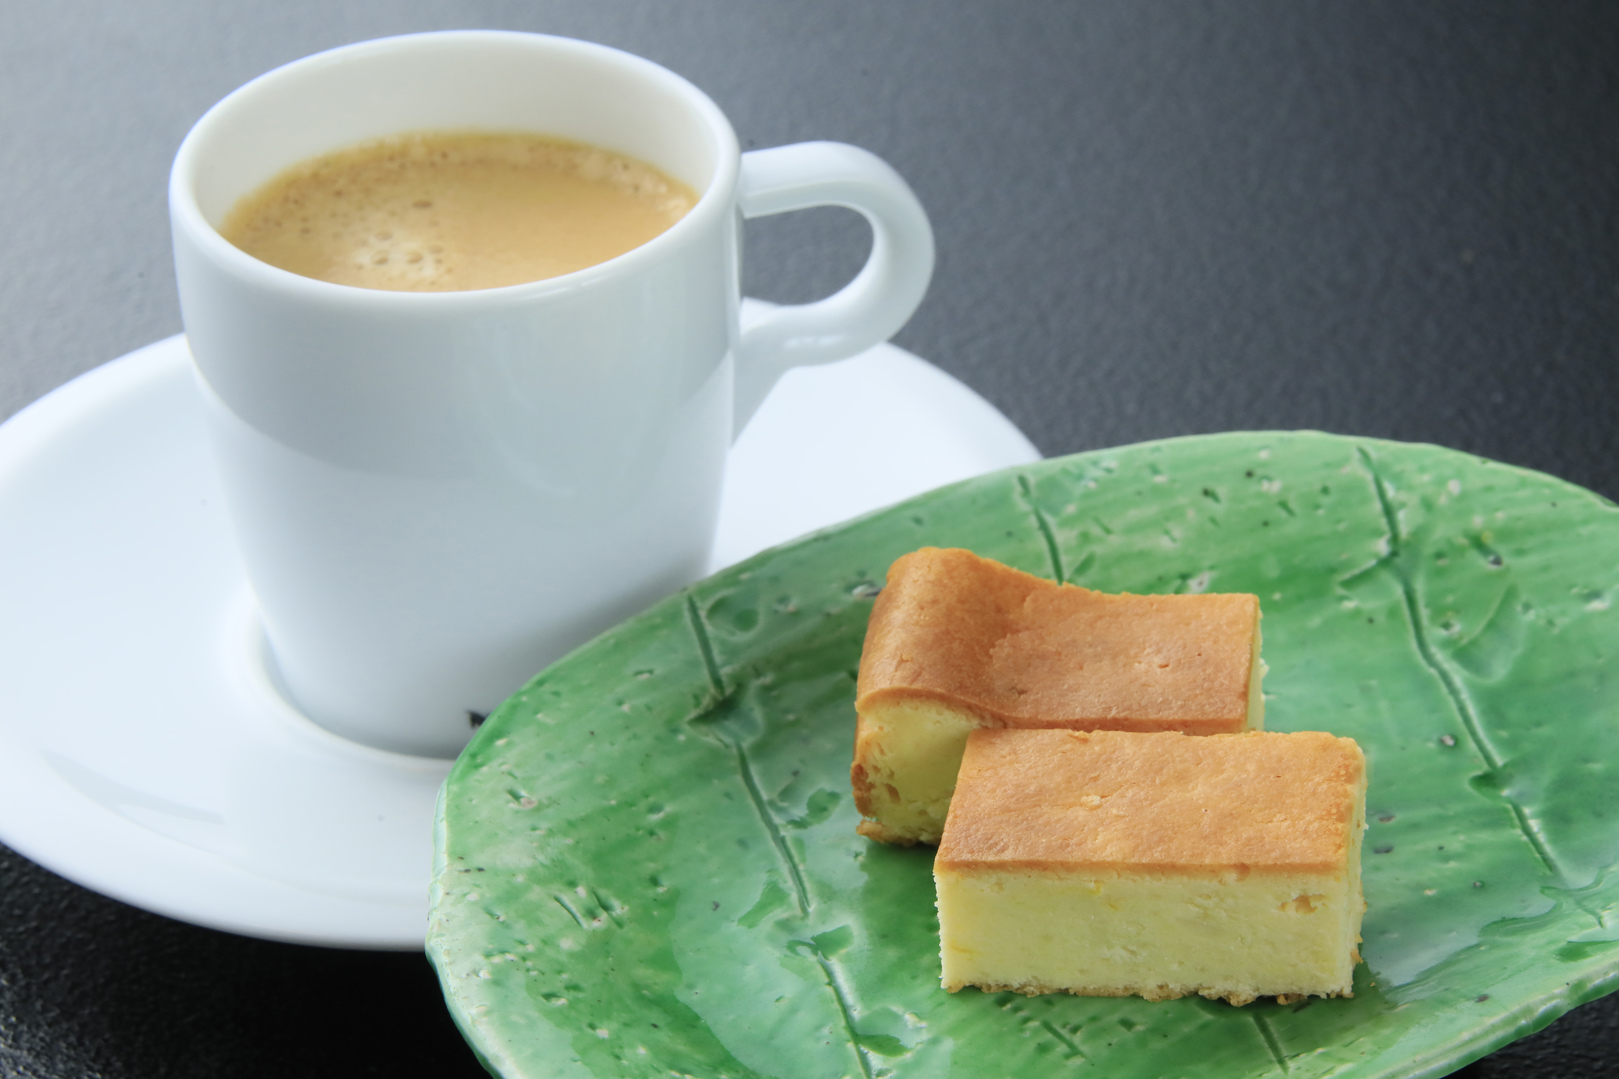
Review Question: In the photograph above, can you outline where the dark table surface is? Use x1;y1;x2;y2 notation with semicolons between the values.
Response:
3;2;1617;1076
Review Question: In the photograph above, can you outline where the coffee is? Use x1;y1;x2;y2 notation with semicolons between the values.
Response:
221;131;698;291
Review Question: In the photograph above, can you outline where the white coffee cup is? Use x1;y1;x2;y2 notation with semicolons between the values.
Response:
170;31;933;758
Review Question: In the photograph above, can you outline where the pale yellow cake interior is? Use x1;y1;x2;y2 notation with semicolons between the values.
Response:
936;861;1362;1005
852;699;981;845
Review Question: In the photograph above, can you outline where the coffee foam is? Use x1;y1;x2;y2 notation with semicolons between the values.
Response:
221;132;698;292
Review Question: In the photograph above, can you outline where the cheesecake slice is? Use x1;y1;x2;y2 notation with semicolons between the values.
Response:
934;728;1367;1005
852;548;1264;844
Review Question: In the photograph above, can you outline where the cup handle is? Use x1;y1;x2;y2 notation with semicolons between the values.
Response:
733;141;935;436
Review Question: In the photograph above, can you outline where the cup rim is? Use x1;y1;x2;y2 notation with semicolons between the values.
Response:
169;30;742;308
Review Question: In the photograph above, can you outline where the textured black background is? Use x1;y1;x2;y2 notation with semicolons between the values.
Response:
2;2;1616;1076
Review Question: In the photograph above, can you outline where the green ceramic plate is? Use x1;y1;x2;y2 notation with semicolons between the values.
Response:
428;431;1619;1079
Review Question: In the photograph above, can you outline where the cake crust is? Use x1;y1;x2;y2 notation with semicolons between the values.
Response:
936;729;1362;875
857;547;1261;730
949;981;1283;1007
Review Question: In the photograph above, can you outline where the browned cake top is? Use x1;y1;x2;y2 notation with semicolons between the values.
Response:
856;547;1258;730
936;729;1365;874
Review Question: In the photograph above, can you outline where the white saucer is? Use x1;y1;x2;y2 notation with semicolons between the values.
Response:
0;329;1038;949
